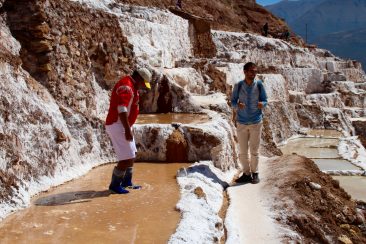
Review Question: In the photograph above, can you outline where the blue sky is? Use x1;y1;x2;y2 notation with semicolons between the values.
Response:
256;0;282;6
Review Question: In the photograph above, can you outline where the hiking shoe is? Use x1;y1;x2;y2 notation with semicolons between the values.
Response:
251;173;260;184
109;185;130;194
235;174;252;183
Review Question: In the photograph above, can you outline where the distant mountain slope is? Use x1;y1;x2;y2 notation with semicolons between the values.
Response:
266;0;325;23
314;28;366;69
265;0;366;69
292;0;366;41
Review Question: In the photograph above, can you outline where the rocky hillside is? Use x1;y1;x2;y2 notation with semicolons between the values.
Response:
266;0;366;67
0;1;365;242
314;28;366;72
291;0;366;40
266;0;325;23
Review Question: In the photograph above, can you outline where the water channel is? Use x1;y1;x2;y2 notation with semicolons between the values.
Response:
0;113;212;242
136;113;210;124
0;163;190;243
279;130;366;202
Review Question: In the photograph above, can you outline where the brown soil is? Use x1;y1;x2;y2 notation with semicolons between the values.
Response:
352;120;366;149
218;191;229;244
166;129;188;162
265;155;366;243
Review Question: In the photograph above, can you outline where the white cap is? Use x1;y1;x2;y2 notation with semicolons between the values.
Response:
137;68;152;89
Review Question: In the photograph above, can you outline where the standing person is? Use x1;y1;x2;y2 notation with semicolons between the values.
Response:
283;29;290;41
263;22;268;37
105;68;152;194
231;62;267;184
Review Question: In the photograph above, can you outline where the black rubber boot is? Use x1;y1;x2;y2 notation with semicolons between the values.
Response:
109;167;129;194
122;167;142;189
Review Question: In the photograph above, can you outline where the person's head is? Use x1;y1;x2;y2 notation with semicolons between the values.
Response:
132;68;152;90
243;62;257;81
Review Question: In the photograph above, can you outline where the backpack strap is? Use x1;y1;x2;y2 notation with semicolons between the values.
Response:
257;80;262;96
237;80;244;97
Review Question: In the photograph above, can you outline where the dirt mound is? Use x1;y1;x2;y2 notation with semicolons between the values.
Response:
265;155;366;243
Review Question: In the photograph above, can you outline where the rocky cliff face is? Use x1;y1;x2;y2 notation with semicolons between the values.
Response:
0;0;365;222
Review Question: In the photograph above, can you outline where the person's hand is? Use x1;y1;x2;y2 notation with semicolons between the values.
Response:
238;102;245;109
258;102;264;109
125;129;133;141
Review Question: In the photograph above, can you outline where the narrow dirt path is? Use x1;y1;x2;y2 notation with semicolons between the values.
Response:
0;163;188;243
226;157;283;243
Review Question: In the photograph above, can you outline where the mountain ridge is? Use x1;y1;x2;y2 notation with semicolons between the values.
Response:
266;0;366;68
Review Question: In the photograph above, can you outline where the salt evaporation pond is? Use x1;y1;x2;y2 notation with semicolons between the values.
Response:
312;159;361;171
136;113;209;124
306;129;343;137
333;176;366;202
280;130;365;202
280;137;340;159
0;163;189;243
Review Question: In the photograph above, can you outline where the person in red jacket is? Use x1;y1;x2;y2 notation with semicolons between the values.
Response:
105;68;152;194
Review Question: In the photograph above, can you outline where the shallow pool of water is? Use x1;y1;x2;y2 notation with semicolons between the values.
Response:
332;176;366;201
280;130;366;202
306;129;343;137
0;163;190;243
312;159;361;171
136;113;209;124
280;137;340;159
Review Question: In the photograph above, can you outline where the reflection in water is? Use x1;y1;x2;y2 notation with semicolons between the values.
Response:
0;163;190;244
35;190;111;206
136;113;209;124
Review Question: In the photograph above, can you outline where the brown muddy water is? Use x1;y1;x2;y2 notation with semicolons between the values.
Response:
280;129;366;202
306;129;343;137
136;113;209;124
0;163;190;244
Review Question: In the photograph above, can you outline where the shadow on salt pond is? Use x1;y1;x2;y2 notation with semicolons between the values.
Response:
35;190;111;206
